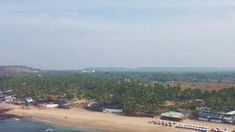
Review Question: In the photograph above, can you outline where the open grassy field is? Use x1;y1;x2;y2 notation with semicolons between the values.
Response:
167;81;235;91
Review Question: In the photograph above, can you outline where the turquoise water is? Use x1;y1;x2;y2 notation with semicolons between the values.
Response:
0;118;94;132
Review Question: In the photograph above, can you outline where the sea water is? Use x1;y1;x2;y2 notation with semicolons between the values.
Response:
0;118;95;132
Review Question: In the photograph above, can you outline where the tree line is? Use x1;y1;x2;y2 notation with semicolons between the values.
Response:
0;72;235;114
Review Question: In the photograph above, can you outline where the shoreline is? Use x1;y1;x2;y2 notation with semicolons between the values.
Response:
1;103;235;132
0;107;23;120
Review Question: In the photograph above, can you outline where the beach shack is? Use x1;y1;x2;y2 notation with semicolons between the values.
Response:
13;99;24;105
198;107;210;121
223;111;235;124
39;103;59;108
86;102;122;112
0;90;14;95
197;107;224;123
57;101;72;109
210;112;224;123
86;102;104;111
160;111;185;121
59;103;72;109
0;94;16;103
0;90;16;103
24;98;34;105
103;108;123;113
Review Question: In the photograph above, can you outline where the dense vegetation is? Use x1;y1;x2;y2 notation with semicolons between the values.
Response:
0;71;235;114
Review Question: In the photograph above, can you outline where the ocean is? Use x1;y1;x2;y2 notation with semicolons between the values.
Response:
0;118;95;132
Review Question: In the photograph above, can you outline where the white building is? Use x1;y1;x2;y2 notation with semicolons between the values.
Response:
223;111;235;124
0;90;16;103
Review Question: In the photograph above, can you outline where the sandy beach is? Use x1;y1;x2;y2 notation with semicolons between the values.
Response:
0;103;234;132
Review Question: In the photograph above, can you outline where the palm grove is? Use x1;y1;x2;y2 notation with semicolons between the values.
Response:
0;72;235;114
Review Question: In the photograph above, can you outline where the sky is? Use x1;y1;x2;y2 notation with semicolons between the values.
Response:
0;0;235;70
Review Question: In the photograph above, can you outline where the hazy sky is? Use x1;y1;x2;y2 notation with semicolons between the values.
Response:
1;0;235;70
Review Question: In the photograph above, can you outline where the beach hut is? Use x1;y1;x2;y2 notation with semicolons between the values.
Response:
223;110;235;124
13;99;24;105
86;102;103;111
210;112;224;123
24;98;34;105
0;90;14;95
58;102;72;109
0;94;16;103
86;102;123;112
197;107;224;123
0;90;16;103
160;111;185;121
103;108;123;113
39;104;59;108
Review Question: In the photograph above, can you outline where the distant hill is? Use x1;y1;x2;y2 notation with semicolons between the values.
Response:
83;67;235;73
0;66;39;73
